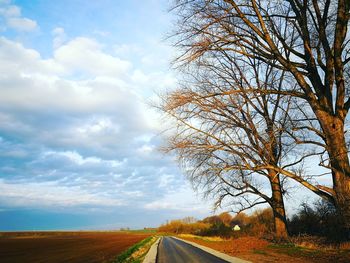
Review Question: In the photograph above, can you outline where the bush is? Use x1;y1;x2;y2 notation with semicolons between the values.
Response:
158;220;211;235
239;208;275;239
158;209;275;239
200;212;233;237
198;221;232;237
231;212;250;227
288;200;346;242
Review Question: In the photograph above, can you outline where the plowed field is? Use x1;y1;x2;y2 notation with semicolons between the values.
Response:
0;231;151;263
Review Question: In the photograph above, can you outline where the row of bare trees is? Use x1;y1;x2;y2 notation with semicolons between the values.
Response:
158;0;350;240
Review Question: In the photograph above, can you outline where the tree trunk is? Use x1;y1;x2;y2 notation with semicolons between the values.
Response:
334;173;350;239
269;170;289;241
317;111;350;239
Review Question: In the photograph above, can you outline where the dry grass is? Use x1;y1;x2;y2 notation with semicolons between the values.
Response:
179;234;350;263
340;242;350;250
126;236;158;261
113;236;157;263
291;234;350;250
178;233;227;241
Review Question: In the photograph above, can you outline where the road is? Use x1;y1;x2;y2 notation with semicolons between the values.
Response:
157;236;229;263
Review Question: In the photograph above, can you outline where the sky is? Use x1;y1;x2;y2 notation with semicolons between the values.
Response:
0;0;217;230
0;0;324;231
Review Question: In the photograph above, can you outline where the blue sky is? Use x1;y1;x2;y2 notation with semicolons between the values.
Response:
0;0;323;230
0;0;216;230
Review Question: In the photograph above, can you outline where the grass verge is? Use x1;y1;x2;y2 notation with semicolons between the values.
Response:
113;236;156;263
252;249;268;255
268;243;322;257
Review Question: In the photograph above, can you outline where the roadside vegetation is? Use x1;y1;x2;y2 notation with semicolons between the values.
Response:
159;211;275;239
158;206;350;262
113;236;158;263
159;202;349;242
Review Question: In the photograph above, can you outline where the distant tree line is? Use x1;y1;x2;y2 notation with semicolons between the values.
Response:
159;202;344;242
158;211;275;238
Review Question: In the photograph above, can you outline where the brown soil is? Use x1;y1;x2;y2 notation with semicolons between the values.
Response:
0;231;151;263
180;236;350;263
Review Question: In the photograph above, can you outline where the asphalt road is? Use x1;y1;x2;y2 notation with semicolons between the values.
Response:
157;236;229;263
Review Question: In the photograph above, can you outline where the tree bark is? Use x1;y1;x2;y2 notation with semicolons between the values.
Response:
269;170;289;241
317;110;350;239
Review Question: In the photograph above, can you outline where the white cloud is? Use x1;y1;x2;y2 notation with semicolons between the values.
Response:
7;17;37;31
137;144;155;155
52;27;67;48
0;36;166;162
158;174;175;188
0;31;210;213
0;1;218;228
144;201;173;210
0;179;123;207
0;112;32;133
0;37;141;112
77;117;120;135
54;37;132;77
41;150;124;167
0;37;61;76
144;185;212;215
0;2;38;32
0;5;19;17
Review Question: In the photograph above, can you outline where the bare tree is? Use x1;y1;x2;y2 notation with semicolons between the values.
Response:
159;51;333;239
169;0;350;238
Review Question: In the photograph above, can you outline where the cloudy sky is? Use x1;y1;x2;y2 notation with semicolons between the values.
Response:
0;0;219;230
0;0;324;231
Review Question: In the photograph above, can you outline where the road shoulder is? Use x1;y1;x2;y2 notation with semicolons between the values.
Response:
143;237;161;263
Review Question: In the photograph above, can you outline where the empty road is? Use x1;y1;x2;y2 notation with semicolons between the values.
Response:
157;236;229;263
